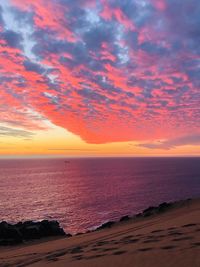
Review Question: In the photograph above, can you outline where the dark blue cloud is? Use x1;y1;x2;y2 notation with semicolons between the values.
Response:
23;60;46;74
76;88;108;102
1;30;23;49
140;41;169;55
83;22;116;50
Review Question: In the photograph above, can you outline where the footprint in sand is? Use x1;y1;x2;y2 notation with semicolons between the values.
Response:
112;250;127;255
143;239;160;243
95;241;110;247
168;231;183;236
113;241;121;245
172;236;193;241
167;227;177;231
70;246;84;254
161;245;176;250
85;254;107;260
192;242;200;247
151;229;164;233
47;257;59;262
72;255;84;261
45;250;68;262
102;247;118;252
90;247;100;252
182;223;197;228
146;235;156;239
155;234;166;238
122;235;135;239
135;234;143;237
138;247;153;252
123;238;140;244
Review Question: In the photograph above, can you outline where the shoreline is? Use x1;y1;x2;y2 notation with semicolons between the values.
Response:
0;198;192;245
0;197;200;266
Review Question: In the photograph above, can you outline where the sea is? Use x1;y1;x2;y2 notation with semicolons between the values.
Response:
0;157;199;234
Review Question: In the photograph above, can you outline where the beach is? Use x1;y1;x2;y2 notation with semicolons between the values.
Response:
0;198;200;267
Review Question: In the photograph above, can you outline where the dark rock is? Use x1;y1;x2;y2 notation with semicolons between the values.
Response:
158;202;172;212
141;202;173;217
120;215;130;222
96;221;115;230
20;225;41;239
142;206;156;217
66;233;72;237
143;206;155;213
75;232;83;236
0;222;23;243
135;213;142;218
0;220;68;246
39;220;66;237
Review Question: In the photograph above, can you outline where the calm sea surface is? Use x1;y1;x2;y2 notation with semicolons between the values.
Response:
0;157;199;234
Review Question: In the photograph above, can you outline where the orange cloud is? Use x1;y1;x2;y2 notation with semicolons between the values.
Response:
0;0;199;147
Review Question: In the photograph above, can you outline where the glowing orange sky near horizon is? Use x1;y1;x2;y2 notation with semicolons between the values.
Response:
0;0;199;156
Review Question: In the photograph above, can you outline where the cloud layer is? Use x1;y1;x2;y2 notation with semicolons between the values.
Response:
138;134;200;150
0;0;199;144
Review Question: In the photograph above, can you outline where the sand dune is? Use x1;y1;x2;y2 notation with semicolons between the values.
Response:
0;198;200;267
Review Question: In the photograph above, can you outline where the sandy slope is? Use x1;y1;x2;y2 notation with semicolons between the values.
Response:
0;199;200;267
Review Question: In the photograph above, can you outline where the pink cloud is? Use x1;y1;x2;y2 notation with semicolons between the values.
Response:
0;0;199;144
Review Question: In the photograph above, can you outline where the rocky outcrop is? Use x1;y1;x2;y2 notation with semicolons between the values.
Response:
95;221;115;230
0;220;70;246
141;202;173;217
119;215;130;222
95;201;177;232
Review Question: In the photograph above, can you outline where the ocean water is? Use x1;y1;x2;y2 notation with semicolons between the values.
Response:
0;157;199;234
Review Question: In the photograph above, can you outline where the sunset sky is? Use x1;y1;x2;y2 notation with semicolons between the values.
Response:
0;0;199;157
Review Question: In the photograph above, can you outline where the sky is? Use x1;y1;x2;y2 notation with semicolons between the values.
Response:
0;0;199;157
